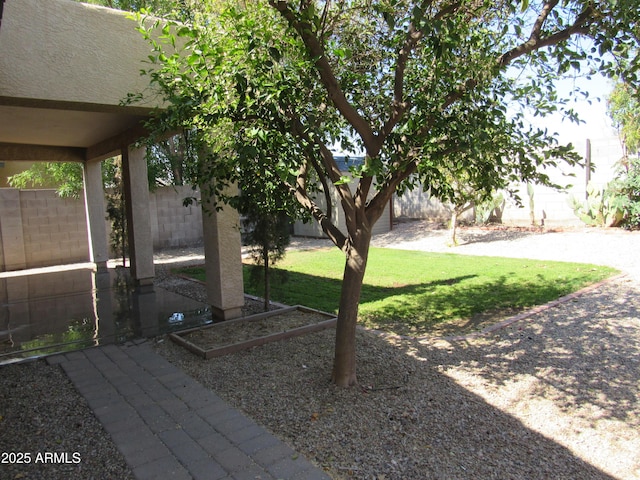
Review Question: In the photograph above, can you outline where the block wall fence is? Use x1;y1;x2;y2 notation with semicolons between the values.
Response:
0;185;203;271
0;133;625;272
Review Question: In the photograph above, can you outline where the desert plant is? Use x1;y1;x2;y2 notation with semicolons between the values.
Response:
570;182;625;227
527;183;536;226
475;192;506;225
608;157;640;230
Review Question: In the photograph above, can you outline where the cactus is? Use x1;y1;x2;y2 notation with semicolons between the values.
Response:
570;182;624;227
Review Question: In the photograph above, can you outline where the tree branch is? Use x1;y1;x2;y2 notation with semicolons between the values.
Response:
287;164;348;251
269;0;378;154
288;116;356;221
381;1;463;143
366;158;418;224
497;4;594;68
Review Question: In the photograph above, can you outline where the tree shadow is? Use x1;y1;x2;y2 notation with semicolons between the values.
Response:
402;279;640;426
177;270;638;477
260;267;595;337
160;317;623;479
458;228;543;245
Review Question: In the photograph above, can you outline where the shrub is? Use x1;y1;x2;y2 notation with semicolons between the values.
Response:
610;156;640;230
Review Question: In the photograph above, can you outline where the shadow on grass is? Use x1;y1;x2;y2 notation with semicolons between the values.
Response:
245;265;593;337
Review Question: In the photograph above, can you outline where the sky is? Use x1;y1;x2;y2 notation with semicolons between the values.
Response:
534;73;619;147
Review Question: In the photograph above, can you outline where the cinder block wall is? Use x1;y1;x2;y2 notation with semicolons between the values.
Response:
0;189;27;270
0;186;204;271
20;190;90;267
152;185;203;249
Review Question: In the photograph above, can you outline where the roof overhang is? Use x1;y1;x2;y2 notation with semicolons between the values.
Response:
0;0;166;163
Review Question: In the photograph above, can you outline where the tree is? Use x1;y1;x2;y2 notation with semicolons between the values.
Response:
232;134;301;312
8;162;85;198
608;82;640;229
133;0;639;386
609;82;640;156
81;0;176;14
243;211;291;311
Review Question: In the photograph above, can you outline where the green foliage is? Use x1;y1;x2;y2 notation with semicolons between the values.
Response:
79;0;178;15
178;248;616;336
105;163;129;266
243;211;291;311
146;133;199;188
607;83;640;229
19;319;96;355
8;162;84;198
128;0;637;244
570;182;625;227
608;157;640;230
608;82;640;155
131;0;639;384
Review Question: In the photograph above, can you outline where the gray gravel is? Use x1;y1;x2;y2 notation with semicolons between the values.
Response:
2;223;638;480
0;360;134;480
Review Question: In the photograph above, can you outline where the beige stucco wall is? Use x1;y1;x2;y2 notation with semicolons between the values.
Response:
0;0;159;111
393;135;624;227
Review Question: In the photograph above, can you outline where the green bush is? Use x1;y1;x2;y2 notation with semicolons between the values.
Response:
610;157;640;230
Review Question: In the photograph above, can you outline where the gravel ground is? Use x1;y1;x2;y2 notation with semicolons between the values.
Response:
0;360;134;480
2;222;639;480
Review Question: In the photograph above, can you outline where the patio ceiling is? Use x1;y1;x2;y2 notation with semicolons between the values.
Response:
0;0;164;163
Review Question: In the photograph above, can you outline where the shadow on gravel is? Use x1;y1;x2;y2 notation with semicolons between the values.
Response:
460;228;544;245
416;280;640;425
157;323;620;480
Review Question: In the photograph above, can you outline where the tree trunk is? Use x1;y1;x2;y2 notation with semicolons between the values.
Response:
263;243;270;312
449;209;459;246
332;228;371;387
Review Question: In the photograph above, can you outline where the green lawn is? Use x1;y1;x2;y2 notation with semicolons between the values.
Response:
176;247;617;336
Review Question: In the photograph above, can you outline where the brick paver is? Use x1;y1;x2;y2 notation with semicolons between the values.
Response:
48;342;331;480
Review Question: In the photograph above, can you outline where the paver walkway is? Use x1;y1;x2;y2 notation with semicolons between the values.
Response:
47;342;330;480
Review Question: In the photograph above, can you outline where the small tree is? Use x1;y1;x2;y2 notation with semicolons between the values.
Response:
243;211;291;311
609;157;640;230
103;158;129;266
608;82;640;229
609;82;640;156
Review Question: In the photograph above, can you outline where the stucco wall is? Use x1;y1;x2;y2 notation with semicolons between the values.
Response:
0;0;157;109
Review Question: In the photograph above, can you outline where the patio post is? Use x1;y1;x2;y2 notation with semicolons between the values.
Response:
201;181;244;320
82;159;109;272
122;145;155;288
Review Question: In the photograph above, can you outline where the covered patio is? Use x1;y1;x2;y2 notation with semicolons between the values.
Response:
0;0;244;361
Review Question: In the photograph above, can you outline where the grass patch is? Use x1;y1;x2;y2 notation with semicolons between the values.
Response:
175;247;617;336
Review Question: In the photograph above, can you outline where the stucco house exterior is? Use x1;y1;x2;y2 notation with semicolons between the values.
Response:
0;0;244;320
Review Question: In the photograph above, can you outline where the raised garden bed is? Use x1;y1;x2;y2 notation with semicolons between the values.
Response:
169;305;337;359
